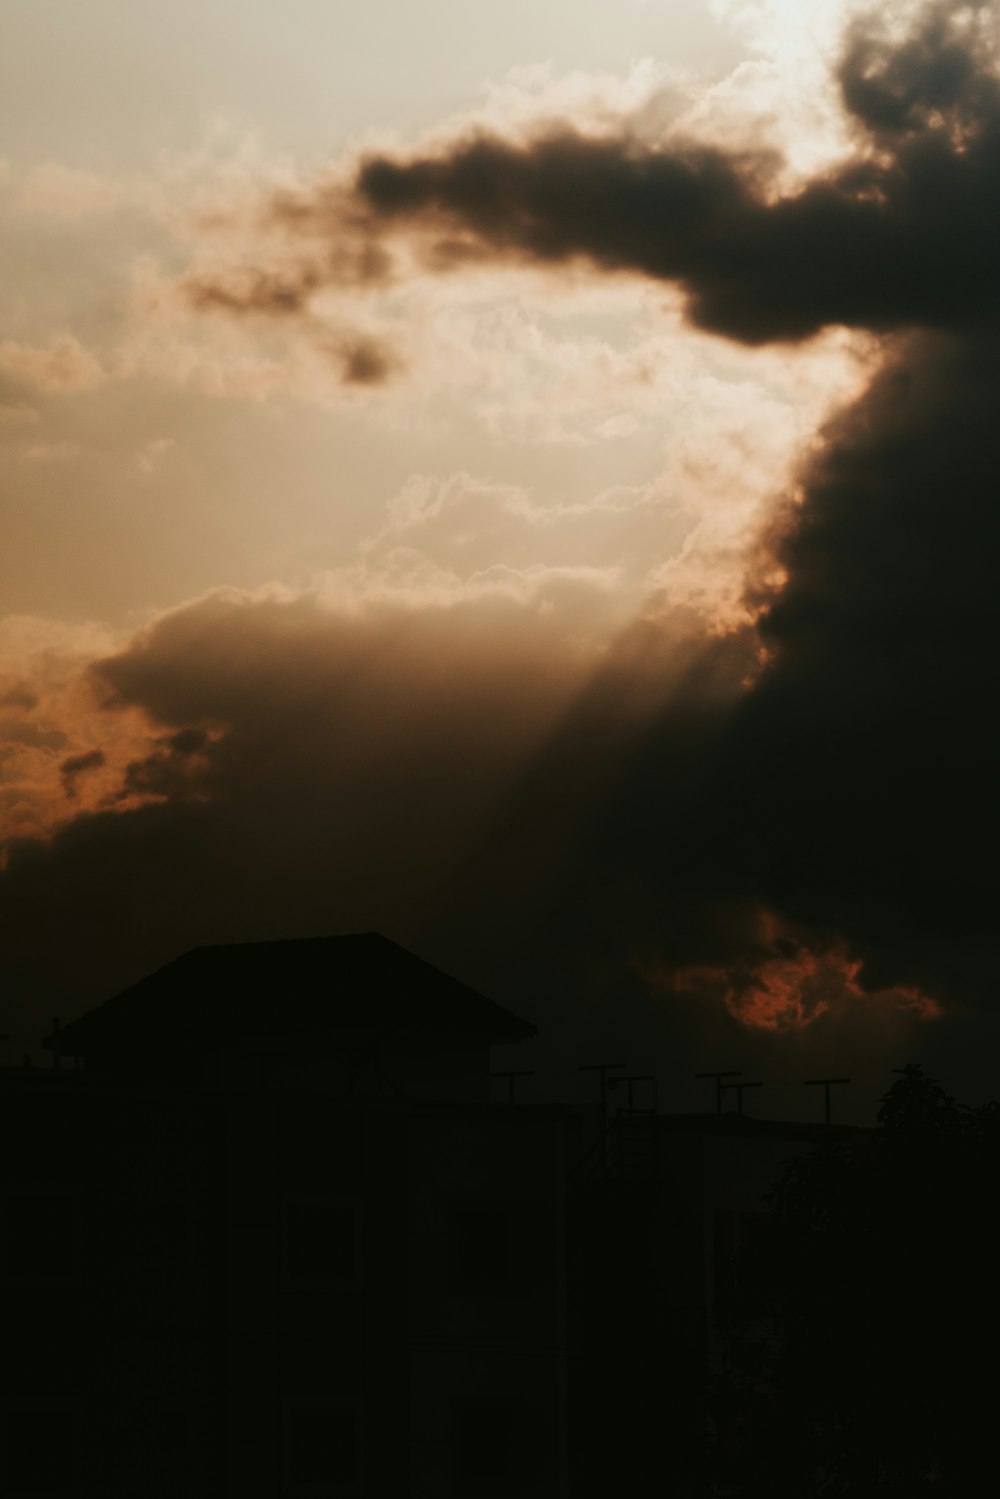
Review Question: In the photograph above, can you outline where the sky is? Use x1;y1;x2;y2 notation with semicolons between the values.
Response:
2;1;999;1118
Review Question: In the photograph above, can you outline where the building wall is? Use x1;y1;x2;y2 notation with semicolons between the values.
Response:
0;1068;225;1498
406;1106;569;1499
219;1048;569;1498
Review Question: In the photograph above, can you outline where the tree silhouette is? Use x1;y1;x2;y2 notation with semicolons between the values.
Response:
711;1066;1000;1497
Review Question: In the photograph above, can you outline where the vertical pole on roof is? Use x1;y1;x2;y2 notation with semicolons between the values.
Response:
720;1081;763;1116
490;1070;536;1104
578;1062;628;1114
804;1077;851;1126
695;1071;742;1115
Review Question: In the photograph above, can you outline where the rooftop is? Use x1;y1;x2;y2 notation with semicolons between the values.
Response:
43;932;538;1058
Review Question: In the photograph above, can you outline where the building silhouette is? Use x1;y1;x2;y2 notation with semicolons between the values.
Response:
1;933;853;1496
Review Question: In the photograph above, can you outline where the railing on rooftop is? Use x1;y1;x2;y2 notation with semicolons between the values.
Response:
570;1111;659;1190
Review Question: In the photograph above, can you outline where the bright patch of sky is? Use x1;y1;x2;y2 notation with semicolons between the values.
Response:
0;0;867;634
2;1;738;167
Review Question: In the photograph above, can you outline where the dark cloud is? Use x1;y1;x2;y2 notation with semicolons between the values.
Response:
720;330;1000;1003
59;747;105;798
0;586;600;1007
2;721;68;753
183;271;399;386
338;335;398;386
165;727;209;756
113;737;213;806
610;332;1000;1000
0;684;39;711
839;1;997;139
182;3;1000;349
348;49;1000;344
184;268;323;318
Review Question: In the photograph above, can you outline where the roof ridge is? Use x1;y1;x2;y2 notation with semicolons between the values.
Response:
43;933;538;1056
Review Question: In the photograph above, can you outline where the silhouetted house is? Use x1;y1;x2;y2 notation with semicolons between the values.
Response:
48;933;536;1099
2;934;571;1499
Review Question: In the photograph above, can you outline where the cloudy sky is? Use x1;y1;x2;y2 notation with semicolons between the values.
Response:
3;0;998;1116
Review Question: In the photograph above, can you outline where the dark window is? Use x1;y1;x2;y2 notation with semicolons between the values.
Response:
740;1209;776;1260
453;1403;515;1490
449;1205;511;1292
284;1404;357;1489
284;1200;357;1284
713;1208;737;1261
712;1208;738;1295
148;1195;193;1259
451;1401;551;1494
3;1405;75;1493
2;1192;75;1284
148;1405;191;1474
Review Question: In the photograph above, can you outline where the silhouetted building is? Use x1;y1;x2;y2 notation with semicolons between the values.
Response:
3;934;572;1498
2;934;859;1497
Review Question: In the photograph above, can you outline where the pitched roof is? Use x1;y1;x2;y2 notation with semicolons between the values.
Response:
44;932;537;1057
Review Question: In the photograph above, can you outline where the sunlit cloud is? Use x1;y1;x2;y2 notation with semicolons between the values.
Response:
0;335;107;392
0;615;152;849
644;908;943;1032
